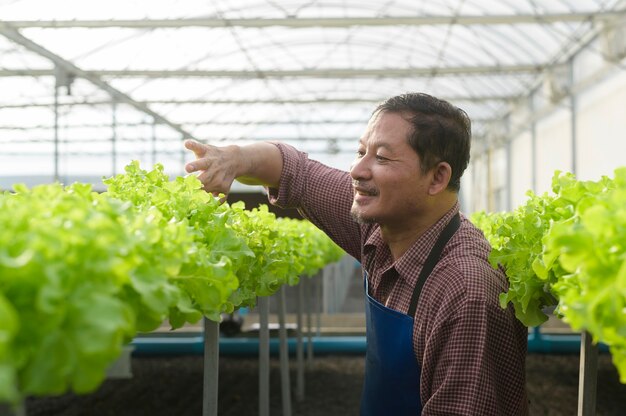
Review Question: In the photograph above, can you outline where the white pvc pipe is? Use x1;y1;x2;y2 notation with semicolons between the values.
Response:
305;277;314;364
277;288;292;416
577;331;598;416
296;280;305;401
258;297;270;416
203;318;219;416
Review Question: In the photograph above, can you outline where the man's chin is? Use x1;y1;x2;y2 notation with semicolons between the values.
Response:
350;209;377;224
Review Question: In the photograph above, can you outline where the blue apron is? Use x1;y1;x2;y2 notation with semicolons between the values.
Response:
360;213;460;416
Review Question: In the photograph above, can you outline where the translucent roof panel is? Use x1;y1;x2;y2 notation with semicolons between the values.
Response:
1;0;625;186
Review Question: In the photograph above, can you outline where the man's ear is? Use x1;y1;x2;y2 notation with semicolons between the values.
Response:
428;162;452;195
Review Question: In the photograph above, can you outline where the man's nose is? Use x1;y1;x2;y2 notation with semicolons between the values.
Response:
350;155;370;180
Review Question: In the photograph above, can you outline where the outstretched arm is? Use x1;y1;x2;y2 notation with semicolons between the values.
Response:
184;139;283;194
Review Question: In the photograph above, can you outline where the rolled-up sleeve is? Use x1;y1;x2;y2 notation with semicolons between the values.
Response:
266;142;308;209
267;142;362;260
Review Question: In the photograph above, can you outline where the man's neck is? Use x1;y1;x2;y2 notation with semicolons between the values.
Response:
381;197;457;261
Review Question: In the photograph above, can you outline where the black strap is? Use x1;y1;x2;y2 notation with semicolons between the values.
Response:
406;213;461;318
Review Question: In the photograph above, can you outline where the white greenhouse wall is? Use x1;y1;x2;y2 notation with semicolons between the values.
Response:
576;69;626;181
491;146;508;212
482;62;626;213
510;131;533;209
468;152;487;214
459;164;473;214
534;108;573;195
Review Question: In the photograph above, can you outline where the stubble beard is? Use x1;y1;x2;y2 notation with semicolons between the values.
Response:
350;206;377;225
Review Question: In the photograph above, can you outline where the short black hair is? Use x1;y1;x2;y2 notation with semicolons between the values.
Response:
374;92;471;192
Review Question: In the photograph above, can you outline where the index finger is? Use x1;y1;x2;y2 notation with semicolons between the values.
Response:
184;140;207;173
184;139;207;158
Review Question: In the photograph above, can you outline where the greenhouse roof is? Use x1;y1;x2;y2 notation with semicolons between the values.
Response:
1;0;625;182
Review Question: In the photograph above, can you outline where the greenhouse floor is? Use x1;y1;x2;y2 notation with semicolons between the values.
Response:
24;350;626;416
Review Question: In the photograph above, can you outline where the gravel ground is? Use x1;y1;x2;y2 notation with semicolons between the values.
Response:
23;352;626;416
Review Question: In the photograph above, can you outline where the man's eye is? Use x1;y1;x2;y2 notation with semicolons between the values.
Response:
376;155;388;161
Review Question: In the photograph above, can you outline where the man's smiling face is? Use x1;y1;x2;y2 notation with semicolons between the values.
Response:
350;111;432;229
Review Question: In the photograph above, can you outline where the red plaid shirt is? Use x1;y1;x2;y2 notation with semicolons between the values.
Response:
268;143;529;415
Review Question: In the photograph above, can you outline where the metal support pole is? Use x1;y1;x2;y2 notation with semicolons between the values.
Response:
486;147;494;212
577;331;598;416
277;287;292;416
53;83;59;182
296;279;305;401
151;119;157;166
111;100;117;176
506;137;512;211
316;271;322;337
305;277;314;364
529;93;537;193
322;265;329;313
258;296;270;416
569;59;578;175
470;158;478;212
203;318;219;416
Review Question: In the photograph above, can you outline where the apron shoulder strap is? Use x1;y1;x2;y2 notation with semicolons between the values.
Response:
407;212;461;317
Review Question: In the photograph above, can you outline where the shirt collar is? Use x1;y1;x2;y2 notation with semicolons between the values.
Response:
364;201;461;286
